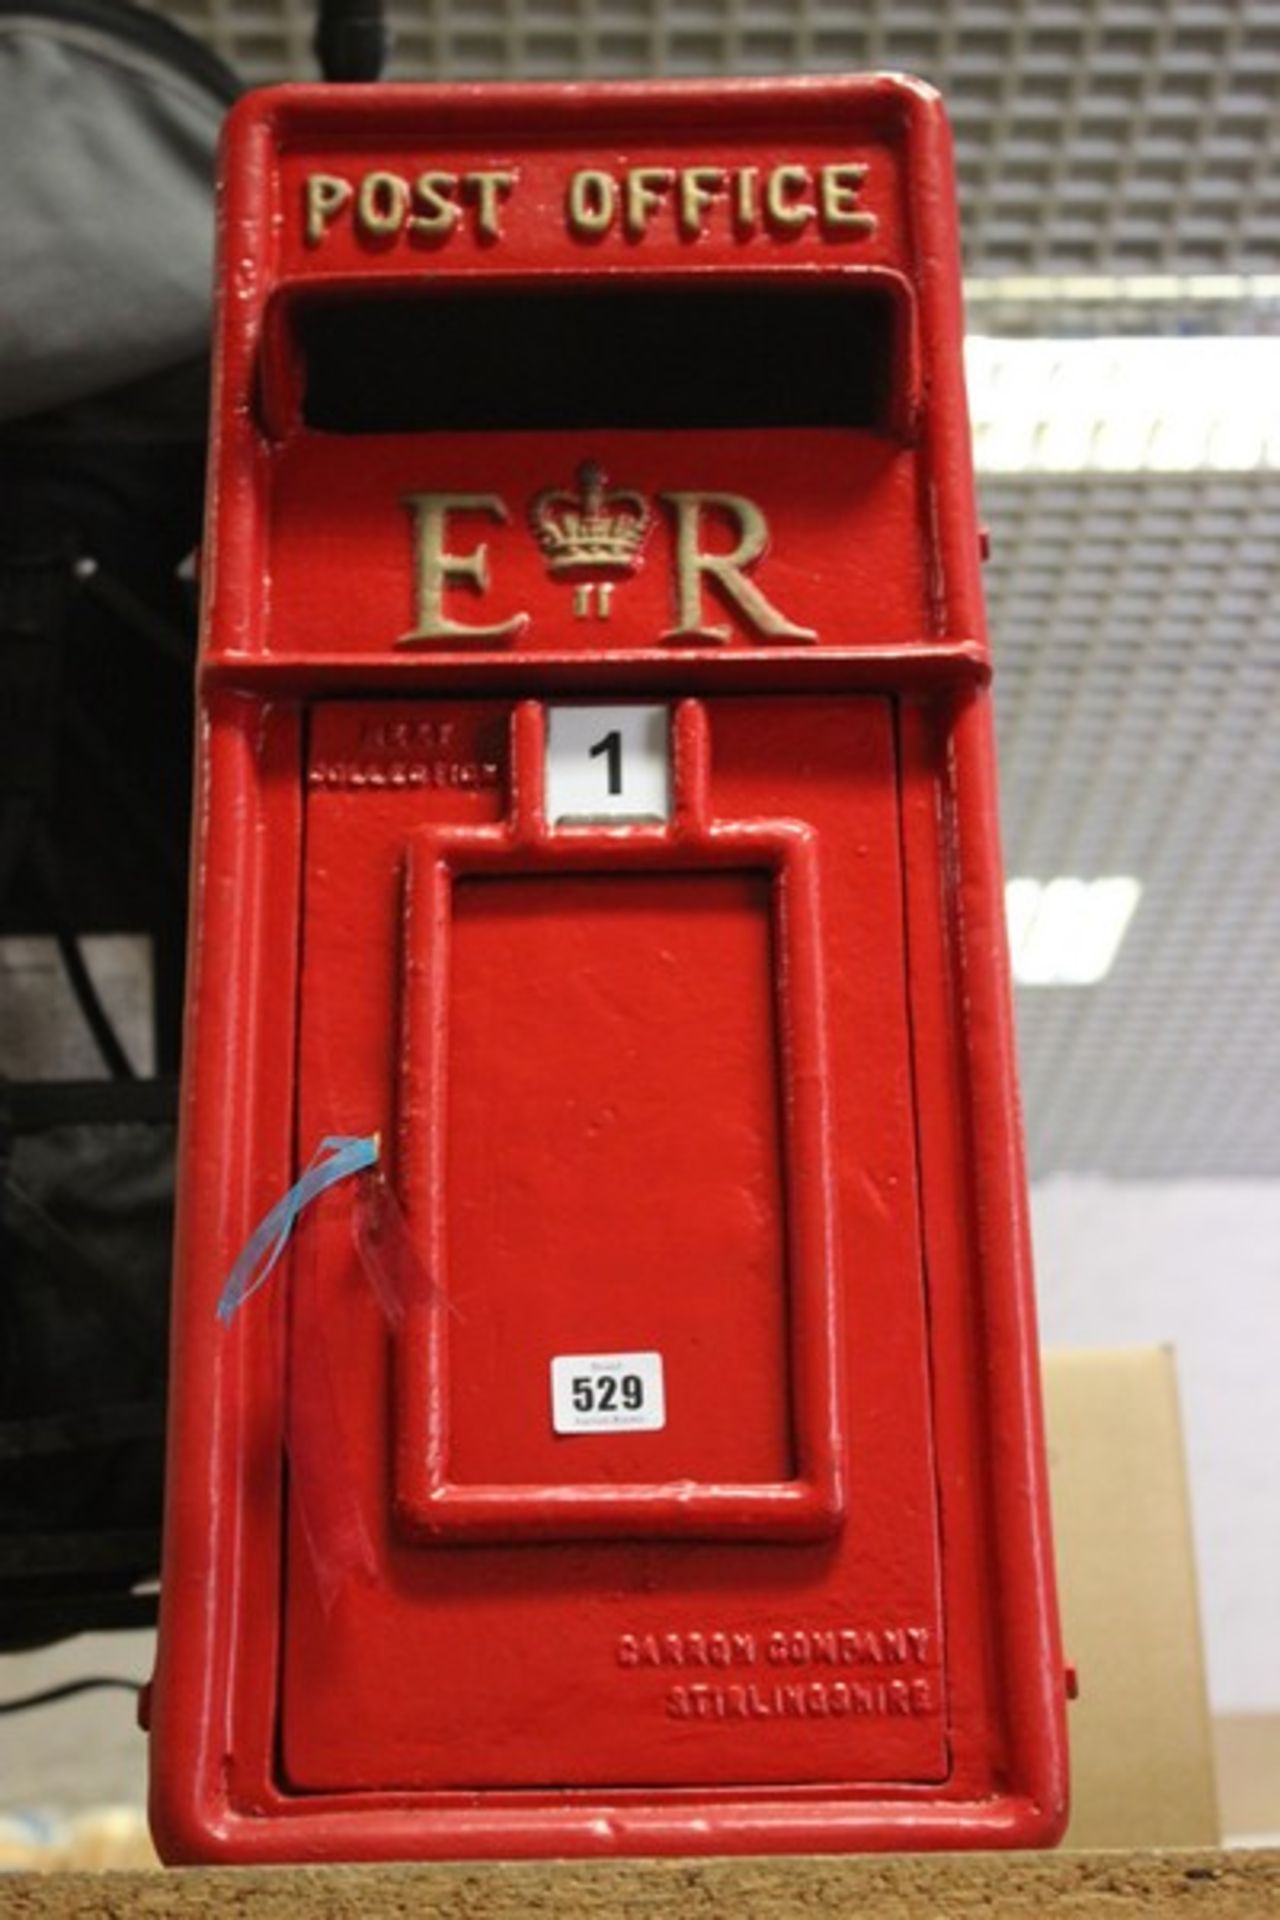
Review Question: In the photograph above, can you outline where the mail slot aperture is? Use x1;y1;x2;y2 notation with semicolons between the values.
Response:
292;283;906;434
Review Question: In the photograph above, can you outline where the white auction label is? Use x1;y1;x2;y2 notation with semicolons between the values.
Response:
550;1351;666;1434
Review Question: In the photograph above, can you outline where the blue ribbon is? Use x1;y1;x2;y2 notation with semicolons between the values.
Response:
215;1134;380;1324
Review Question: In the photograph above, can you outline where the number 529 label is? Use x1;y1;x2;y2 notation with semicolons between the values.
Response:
550;1351;666;1434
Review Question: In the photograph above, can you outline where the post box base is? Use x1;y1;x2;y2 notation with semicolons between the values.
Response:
148;1789;1069;1865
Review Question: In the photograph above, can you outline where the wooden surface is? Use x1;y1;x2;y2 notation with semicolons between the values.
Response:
4;1851;1280;1917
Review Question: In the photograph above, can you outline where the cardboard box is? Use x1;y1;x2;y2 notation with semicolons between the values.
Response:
1214;1714;1280;1846
1043;1347;1219;1848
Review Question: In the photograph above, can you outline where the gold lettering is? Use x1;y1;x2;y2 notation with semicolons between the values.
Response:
819;162;874;233
624;166;675;238
465;169;517;241
357;170;410;237
677;166;725;238
410;171;460;237
304;172;352;246
764;164;815;231
732;165;759;233
660;492;817;643
400;494;527;645
567;169;617;237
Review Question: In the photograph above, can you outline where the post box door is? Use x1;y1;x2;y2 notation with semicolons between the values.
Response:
281;692;946;1793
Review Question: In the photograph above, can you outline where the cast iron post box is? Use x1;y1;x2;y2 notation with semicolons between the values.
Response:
149;75;1069;1861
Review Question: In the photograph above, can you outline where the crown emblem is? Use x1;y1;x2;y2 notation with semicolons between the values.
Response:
531;462;651;577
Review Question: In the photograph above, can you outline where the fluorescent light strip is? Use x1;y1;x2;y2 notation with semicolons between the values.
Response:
1005;877;1141;987
965;336;1280;473
965;272;1280;307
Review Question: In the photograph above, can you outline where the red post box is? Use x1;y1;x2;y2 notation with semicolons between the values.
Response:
149;75;1068;1861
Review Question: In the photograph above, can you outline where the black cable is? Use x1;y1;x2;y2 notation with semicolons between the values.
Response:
52;929;136;1080
25;827;137;1080
0;1676;142;1715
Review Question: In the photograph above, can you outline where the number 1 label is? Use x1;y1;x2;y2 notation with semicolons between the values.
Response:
551;1351;666;1433
589;728;623;795
545;705;671;823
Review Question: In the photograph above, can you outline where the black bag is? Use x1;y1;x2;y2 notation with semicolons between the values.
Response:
0;0;237;1650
